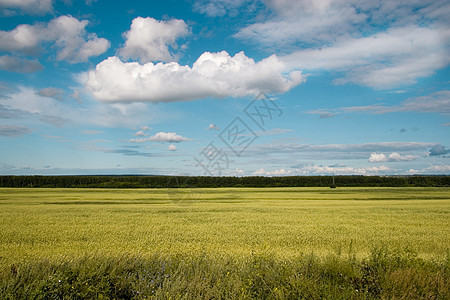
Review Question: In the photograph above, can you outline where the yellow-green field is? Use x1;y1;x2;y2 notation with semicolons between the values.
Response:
1;187;449;299
1;187;449;265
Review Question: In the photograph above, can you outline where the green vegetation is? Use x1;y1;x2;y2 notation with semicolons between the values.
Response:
2;251;449;299
1;187;449;298
0;175;449;188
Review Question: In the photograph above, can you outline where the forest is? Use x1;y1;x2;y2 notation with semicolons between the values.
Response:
0;175;448;188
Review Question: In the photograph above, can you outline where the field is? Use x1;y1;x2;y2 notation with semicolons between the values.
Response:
1;187;449;299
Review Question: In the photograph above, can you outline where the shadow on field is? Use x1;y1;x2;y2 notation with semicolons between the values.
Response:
166;176;202;205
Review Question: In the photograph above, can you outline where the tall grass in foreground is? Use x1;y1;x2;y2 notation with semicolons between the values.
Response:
1;247;449;299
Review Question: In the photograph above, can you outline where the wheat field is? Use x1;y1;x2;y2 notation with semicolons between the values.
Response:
1;187;449;265
1;187;449;298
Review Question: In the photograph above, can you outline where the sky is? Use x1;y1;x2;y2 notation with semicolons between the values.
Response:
0;0;449;176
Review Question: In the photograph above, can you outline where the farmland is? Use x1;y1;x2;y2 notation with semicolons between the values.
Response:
1;187;449;298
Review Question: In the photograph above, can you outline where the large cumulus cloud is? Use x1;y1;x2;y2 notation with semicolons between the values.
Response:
86;51;304;103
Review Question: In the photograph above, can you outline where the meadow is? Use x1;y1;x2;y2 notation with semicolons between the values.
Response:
1;187;449;299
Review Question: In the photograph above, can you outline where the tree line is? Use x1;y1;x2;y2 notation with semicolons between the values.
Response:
0;175;448;188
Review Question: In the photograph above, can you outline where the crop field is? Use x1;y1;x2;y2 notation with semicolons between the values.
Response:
1;187;449;299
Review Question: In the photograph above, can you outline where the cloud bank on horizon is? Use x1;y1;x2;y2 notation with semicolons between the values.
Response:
0;0;449;176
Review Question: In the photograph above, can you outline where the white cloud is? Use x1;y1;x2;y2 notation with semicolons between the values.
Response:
296;164;391;175
409;165;450;174
253;168;292;175
282;26;450;89
427;165;450;173
236;0;366;47
130;132;189;143
0;0;53;15
313;90;450;117
1;86;58;115
234;1;450;89
369;152;418;162
253;142;434;156
233;168;244;175
36;87;64;100
365;165;391;173
86;51;304;103
92;102;163;128
369;152;387;162
307;109;336;119
0;15;110;63
119;17;189;63
346;91;450;115
193;0;257;17
387;152;417;162
238;0;450;47
0;86;163;129
0;23;41;53
0;55;43;73
207;124;219;130
253;168;265;175
46;15;110;62
149;132;188;143
168;144;177;151
74;34;110;62
257;128;293;135
245;141;434;162
134;130;147;137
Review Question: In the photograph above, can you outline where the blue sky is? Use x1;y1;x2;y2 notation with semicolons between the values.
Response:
0;0;449;176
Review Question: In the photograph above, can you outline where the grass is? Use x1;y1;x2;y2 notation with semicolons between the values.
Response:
0;187;449;298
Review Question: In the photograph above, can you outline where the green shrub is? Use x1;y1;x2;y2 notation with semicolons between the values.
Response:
1;249;448;299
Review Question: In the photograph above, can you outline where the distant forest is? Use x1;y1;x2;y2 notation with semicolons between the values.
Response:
0;175;449;188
